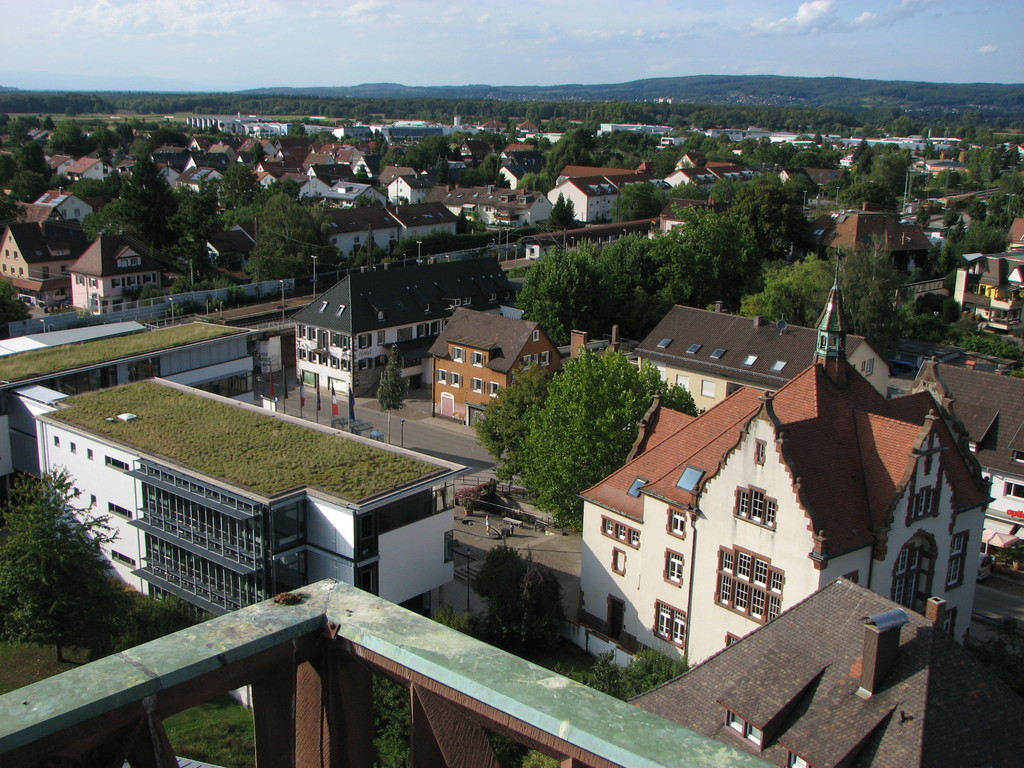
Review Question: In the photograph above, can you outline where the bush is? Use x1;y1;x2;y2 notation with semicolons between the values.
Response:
454;479;496;512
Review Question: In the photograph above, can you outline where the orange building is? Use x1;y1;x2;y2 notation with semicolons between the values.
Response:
429;308;560;425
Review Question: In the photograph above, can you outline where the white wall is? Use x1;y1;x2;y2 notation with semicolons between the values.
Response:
378;510;453;604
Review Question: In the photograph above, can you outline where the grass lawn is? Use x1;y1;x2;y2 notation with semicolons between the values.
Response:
0;641;255;768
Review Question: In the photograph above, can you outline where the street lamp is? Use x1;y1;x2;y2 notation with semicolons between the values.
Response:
311;254;318;292
168;297;174;324
399;418;405;448
416;240;423;261
460;547;473;612
279;280;285;324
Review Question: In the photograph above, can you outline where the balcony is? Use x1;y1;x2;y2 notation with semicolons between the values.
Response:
0;579;766;768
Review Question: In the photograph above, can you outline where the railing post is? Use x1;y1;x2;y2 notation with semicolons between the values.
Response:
252;648;297;768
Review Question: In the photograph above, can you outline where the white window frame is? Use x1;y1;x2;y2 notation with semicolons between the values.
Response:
701;379;716;398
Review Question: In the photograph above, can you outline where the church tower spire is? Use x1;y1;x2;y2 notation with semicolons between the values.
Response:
814;270;849;384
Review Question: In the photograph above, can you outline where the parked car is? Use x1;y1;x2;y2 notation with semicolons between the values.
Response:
978;553;994;582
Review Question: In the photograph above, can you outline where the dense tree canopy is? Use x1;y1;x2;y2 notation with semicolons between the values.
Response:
476;364;552;483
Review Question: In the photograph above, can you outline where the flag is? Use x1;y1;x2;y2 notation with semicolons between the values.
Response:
348;385;356;421
331;382;339;417
299;378;306;408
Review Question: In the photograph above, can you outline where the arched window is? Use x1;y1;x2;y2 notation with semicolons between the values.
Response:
891;533;936;612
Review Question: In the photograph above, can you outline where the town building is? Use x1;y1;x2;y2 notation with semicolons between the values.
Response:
0;321;255;495
546;174;651;223
69;233;165;314
637;304;888;412
952;251;1024;332
579;284;988;665
36;379;465;614
428;308;560;425
0;220;88;309
633;578;1023;768
801;210;932;271
913;360;1024;539
323;204;458;261
293;258;515;397
428;185;552;227
21;190;94;222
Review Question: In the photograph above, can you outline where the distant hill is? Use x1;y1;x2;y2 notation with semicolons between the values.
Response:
239;75;1024;119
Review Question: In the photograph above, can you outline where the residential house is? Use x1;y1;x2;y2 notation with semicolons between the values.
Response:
520;220;657;260
802;210;932;271
70;233;164;314
24;190;93;222
637;304;887;411
323;182;387;207
36;379;465;614
0;321;256;491
385;202;459;242
913;361;1024;539
633;578;1024;768
952;252;1024;332
387;173;435;204
428;308;559;425
325;206;402;259
63;156;112;182
206;223;256;274
498;149;543;189
174;167;223;191
1009;217;1024;252
292;257;514;397
428;185;552;227
579;284;987;665
460;139;492;167
0;220;88;308
658;198;730;232
546;174;651;224
555;165;648;184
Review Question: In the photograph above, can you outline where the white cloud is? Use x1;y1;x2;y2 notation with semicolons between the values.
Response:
751;0;837;35
978;44;998;54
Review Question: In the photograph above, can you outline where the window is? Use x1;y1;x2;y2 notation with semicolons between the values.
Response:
108;502;133;520
452;347;465;362
601;516;640;548
1005;480;1024;499
357;333;371;349
717;547;784;623
909;486;936;521
532;330;540;342
471;378;483;393
437;369;448;384
701;380;716;398
611;548;626;574
754;440;766;464
471;351;485;366
946;531;969;588
488;382;500;397
710;348;726;360
377;330;386;344
675;374;690;391
87;448;94;460
669;508;686;538
69;442;77;454
655;601;686;646
891;536;936;612
665;551;684;583
318;300;328;313
540;350;550;365
742;354;758;366
943;606;958;636
111;551;136;567
788;752;810;768
771;360;787;372
450;372;462;387
735;486;776;528
53;436;60;447
686;343;701;354
105;456;129;471
860;358;875;375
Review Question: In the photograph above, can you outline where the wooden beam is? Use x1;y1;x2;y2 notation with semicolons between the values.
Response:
411;685;500;768
252;648;297;768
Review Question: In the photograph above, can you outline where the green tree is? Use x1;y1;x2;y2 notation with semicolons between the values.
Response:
564;647;687;701
518;245;599;345
837;240;906;355
730;182;806;261
376;346;407;444
47;119;93;156
476;364;552;483
472;546;563;654
548;193;576;228
739;256;833;326
612;182;670;222
522;350;673;528
116;155;178;247
0;471;126;662
0;279;31;323
217;163;260;211
838;181;897;213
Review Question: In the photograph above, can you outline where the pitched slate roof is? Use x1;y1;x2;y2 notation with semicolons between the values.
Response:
633;578;1024;768
2;221;89;263
913;360;1024;476
293;257;513;336
385;202;458;229
583;360;987;555
637;305;875;391
324;205;399;235
71;233;163;278
807;211;931;252
427;308;552;374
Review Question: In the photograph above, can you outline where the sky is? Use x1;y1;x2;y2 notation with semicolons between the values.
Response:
2;0;1021;92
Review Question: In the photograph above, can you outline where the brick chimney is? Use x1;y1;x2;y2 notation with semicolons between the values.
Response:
609;325;620;353
752;315;766;327
570;330;589;358
857;609;909;699
713;300;724;313
925;596;946;627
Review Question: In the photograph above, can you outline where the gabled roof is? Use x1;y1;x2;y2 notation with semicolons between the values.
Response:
1009;217;1024;246
293;257;513;335
71;233;164;277
427;308;553;374
583;360;987;554
324;206;400;235
385;202;458;228
633;578;1024;768
1;221;89;263
807;211;931;252
913;360;1024;476
637;305;875;391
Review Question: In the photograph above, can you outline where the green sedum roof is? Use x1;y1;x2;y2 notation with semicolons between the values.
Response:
0;323;244;384
49;381;442;501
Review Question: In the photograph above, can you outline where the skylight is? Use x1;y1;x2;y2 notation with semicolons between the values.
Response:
710;348;726;360
627;478;648;498
686;343;702;354
743;354;758;366
676;466;705;492
657;338;672;349
771;360;786;372
336;304;346;317
319;301;329;313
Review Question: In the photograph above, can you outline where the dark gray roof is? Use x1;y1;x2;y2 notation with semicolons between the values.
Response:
3;221;88;264
293;258;514;335
637;305;875;389
325;206;399;235
633;579;1024;768
428;308;549;374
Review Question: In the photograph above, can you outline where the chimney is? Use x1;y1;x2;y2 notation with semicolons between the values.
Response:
857;609;909;699
570;330;589;358
713;300;724;313
925;597;946;627
966;359;977;370
862;201;870;211
752;315;766;327
609;325;620;352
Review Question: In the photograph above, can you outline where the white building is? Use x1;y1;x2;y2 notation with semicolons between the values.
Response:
579;285;988;664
